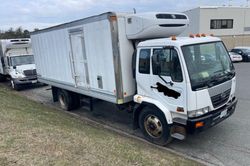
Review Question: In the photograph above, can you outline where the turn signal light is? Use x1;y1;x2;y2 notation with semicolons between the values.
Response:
177;107;184;112
110;16;117;21
195;122;204;128
136;96;142;103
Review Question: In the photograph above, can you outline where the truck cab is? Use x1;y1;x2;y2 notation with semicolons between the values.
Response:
134;36;237;145
0;39;37;90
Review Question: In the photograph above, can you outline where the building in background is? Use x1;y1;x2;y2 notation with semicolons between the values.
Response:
181;6;250;50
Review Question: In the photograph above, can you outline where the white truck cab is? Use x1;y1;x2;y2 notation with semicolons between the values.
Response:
0;39;37;90
134;36;237;144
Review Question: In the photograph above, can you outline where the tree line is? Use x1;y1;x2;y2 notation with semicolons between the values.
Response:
0;27;39;39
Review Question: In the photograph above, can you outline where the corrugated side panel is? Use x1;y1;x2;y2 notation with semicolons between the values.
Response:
31;19;117;97
117;17;136;99
32;29;74;85
84;20;116;94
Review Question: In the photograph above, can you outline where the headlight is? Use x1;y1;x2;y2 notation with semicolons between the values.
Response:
188;107;210;118
13;70;25;79
15;70;23;75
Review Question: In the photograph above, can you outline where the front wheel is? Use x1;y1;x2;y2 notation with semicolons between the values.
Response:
139;107;172;146
0;74;6;82
10;79;20;91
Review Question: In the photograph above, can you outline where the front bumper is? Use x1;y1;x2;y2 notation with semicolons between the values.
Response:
186;97;238;134
13;76;37;85
232;58;243;62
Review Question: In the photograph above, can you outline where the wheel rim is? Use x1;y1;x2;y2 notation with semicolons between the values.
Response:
144;114;163;138
11;80;15;89
59;94;66;108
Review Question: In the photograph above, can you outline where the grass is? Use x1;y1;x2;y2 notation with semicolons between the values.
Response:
0;85;202;166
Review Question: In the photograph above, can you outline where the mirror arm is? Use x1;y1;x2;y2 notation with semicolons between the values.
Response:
158;75;174;86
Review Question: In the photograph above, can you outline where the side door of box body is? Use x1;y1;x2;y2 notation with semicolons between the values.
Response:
69;30;90;88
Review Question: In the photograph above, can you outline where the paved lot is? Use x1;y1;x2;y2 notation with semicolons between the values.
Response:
4;62;250;166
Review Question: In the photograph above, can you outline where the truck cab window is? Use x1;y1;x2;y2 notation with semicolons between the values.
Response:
139;49;151;74
152;48;183;82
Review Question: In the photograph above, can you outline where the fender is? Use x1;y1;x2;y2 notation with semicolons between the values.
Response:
133;94;173;125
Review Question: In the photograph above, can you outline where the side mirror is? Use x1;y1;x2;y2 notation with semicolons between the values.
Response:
1;57;5;67
152;53;161;74
238;51;243;55
13;66;16;69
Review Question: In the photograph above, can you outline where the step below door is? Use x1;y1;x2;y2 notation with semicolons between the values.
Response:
69;30;89;88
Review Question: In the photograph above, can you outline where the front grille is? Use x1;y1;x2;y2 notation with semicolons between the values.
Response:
211;89;231;108
23;69;37;76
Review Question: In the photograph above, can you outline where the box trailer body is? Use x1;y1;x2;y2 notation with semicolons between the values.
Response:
31;12;237;145
0;39;37;90
31;12;188;104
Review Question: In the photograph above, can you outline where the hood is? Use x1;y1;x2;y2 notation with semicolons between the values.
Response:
15;64;36;71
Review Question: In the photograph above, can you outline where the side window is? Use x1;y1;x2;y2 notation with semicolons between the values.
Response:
171;49;183;82
236;49;243;55
132;50;137;78
139;49;151;74
152;49;171;76
7;57;11;66
152;48;183;82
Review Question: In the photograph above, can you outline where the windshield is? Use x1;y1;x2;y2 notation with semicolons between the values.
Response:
182;41;235;91
10;55;35;66
229;52;238;55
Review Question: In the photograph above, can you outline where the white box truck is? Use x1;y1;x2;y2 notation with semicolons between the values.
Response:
0;39;37;90
31;12;237;145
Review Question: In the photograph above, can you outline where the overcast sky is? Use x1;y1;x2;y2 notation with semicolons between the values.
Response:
0;0;248;31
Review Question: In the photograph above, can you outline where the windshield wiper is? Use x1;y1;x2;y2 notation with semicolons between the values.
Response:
213;70;224;74
225;70;235;79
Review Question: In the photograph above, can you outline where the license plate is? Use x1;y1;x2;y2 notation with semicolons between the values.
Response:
220;109;228;118
32;80;37;84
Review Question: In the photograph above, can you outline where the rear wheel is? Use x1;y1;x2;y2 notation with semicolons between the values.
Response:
139;107;172;146
58;89;80;111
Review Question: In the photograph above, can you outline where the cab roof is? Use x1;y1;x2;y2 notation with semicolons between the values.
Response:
137;36;222;48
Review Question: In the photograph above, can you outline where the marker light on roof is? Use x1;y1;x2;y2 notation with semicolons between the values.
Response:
201;34;206;37
196;34;201;37
189;34;195;38
171;36;177;41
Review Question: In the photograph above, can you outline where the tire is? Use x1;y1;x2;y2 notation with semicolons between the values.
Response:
58;89;80;111
10;79;20;91
71;92;81;109
139;106;172;146
0;74;6;82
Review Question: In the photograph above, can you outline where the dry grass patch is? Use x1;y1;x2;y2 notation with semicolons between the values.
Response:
0;85;202;166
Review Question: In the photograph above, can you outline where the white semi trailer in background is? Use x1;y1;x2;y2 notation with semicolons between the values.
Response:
31;12;237;145
0;39;37;90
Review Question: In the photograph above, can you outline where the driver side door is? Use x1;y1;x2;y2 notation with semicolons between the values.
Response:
150;47;187;115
